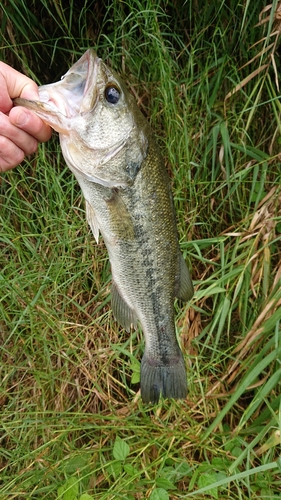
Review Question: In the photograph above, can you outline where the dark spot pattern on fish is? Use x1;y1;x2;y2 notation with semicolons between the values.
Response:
125;161;142;180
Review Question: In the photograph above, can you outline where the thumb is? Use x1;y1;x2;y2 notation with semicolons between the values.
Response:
20;82;40;101
0;62;39;113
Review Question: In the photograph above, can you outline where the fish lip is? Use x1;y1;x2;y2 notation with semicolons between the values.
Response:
78;49;100;115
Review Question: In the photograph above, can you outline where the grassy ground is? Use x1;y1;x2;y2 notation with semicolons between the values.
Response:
0;1;281;498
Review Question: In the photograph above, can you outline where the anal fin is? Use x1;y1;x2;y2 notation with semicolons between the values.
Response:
111;282;138;332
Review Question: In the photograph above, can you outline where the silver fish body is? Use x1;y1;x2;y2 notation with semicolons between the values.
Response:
15;50;193;403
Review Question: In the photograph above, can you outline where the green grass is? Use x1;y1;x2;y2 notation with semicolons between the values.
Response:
0;1;281;499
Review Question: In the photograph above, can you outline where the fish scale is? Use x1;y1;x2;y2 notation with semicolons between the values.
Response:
14;49;194;403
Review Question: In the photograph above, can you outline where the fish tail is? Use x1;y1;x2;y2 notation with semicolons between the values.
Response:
140;354;187;403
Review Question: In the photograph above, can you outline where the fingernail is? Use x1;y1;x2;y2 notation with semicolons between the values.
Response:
15;109;28;126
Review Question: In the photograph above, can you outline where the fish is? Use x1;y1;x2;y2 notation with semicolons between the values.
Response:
14;49;194;403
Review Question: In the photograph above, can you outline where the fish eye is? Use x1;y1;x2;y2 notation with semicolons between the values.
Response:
105;85;121;104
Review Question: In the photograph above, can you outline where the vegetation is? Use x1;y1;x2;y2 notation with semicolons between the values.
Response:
0;1;280;498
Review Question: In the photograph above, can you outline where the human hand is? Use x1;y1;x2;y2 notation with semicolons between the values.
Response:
0;61;52;172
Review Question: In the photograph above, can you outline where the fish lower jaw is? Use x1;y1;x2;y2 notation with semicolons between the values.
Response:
140;353;187;404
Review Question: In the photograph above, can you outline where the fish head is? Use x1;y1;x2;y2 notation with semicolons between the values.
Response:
14;49;148;187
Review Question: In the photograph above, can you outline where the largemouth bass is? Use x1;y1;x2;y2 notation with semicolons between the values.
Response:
15;49;193;403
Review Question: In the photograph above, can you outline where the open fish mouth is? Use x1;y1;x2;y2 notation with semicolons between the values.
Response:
40;49;100;117
14;49;100;128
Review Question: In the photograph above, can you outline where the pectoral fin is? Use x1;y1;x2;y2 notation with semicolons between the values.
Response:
105;189;135;240
85;199;100;243
176;254;194;301
111;282;138;332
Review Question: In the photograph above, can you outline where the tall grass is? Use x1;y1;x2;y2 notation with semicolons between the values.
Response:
0;1;281;498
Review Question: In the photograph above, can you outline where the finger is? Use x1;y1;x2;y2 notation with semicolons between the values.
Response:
0;62;39;113
9;106;52;143
0;111;38;156
0;136;27;172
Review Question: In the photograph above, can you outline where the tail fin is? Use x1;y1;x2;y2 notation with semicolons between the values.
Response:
140;354;187;403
